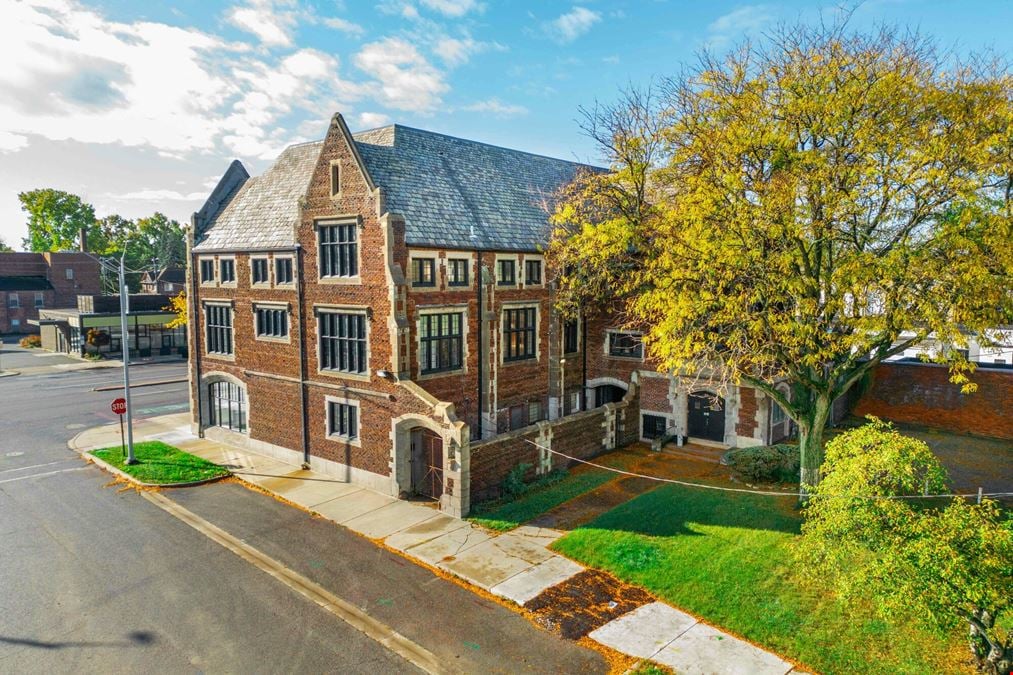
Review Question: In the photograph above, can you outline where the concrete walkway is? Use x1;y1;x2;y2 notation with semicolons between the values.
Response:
70;414;802;674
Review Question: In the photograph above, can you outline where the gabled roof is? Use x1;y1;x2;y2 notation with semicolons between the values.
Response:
194;119;598;253
0;276;53;291
156;267;185;284
353;125;595;251
193;143;320;251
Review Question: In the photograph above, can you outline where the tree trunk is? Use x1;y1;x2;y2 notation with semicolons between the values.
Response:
969;610;1012;675
798;395;831;491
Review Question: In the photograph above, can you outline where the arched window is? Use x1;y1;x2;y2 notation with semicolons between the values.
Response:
208;380;247;433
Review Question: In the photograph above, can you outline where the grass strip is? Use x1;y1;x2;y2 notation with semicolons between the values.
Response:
90;440;229;484
469;470;615;531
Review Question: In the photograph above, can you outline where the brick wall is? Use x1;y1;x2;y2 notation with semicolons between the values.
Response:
0;252;100;333
736;387;758;437
854;362;1013;440
641;376;670;413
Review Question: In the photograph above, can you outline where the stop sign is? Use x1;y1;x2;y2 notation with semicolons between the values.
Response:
111;398;127;416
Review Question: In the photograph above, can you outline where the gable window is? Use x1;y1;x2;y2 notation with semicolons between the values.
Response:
205;304;234;356
251;258;269;285
275;257;294;285
609;332;643;359
319;222;358;278
319;311;367;374
219;258;235;284
255;306;288;339
447;259;469;287
327;400;358;440
65;268;74;280
8;294;19;309
200;259;215;284
564;319;579;354
329;162;341;197
525;260;542;286
503;307;537;361
420;312;463;374
497;259;516;286
411;258;436;287
34;292;44;308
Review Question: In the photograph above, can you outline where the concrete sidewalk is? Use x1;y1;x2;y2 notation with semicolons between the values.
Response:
70;414;802;674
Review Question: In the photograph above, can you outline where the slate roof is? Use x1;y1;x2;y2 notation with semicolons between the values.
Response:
0;276;53;291
354;125;595;251
195;122;597;253
193;141;322;251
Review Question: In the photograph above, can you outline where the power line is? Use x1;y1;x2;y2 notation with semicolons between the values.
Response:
522;439;1013;501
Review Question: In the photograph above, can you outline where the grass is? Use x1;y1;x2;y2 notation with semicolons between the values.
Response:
90;441;229;484
469;469;615;531
552;484;967;675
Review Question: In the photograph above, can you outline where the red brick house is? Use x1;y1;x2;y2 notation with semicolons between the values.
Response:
188;114;787;516
0;251;101;334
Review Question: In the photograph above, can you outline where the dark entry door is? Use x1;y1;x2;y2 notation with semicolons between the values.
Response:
595;384;626;407
687;393;725;442
642;414;668;439
410;429;444;500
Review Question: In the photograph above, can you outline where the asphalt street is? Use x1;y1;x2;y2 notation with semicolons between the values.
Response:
0;340;605;674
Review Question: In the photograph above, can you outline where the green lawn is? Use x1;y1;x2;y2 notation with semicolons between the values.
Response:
469;469;615;531
90;441;229;484
552;484;965;674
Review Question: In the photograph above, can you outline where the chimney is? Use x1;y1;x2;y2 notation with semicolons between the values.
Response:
79;226;87;252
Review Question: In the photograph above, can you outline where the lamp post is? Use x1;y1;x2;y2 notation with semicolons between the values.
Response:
118;252;136;464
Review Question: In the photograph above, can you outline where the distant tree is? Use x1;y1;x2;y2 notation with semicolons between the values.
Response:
164;290;187;329
548;22;1013;487
19;189;95;252
0;237;13;252
797;420;1012;673
132;213;186;271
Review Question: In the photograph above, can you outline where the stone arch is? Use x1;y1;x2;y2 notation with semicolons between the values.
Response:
390;413;468;516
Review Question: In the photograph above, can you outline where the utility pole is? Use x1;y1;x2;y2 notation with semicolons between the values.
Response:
118;252;136;464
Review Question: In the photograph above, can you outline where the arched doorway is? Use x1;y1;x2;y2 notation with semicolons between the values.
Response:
410;428;444;499
687;393;724;442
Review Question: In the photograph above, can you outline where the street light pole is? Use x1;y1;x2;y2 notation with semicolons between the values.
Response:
118;252;136;464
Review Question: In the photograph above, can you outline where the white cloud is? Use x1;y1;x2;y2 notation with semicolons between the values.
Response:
356;111;391;128
322;16;365;37
419;0;481;17
0;131;29;153
0;0;358;160
227;0;298;47
707;5;773;48
354;37;448;112
544;6;601;44
433;36;503;66
462;98;528;117
108;188;208;201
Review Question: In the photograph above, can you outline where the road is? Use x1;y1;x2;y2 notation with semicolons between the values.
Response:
0;341;604;673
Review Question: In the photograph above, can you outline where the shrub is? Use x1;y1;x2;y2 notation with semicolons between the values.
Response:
86;328;110;347
18;334;41;348
502;462;534;498
724;444;799;483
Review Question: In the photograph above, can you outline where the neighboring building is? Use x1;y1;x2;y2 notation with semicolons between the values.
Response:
187;115;787;516
38;294;185;358
0;251;101;334
885;327;1013;369
140;267;186;295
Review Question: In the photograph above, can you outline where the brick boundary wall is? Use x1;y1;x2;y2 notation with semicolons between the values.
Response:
469;383;640;504
853;362;1013;440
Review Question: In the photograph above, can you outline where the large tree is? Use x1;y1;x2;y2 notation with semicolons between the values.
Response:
0;237;12;252
548;23;1012;486
797;420;1012;673
19;189;95;251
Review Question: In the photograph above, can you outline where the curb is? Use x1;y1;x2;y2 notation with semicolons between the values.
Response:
0;370;20;378
82;452;230;488
92;377;188;392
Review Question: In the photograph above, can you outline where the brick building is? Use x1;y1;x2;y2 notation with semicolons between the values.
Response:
188;114;786;516
0;251;101;334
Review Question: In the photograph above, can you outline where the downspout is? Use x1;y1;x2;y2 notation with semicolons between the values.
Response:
189;214;204;439
475;250;483;440
296;246;310;466
581;315;588;411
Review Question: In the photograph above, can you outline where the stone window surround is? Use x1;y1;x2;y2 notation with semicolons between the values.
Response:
329;160;342;199
313;303;371;383
250;256;271;287
217;255;237;288
522;253;545;288
324;394;361;447
198;256;218;287
605;328;645;361
315;216;362;286
495;253;519;288
202;299;236;362
414;303;470;380
408;251;438;289
445;252;474;290
499;300;541;365
252;300;292;344
274;254;296;287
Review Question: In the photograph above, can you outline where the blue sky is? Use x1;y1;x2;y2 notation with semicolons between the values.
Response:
1;0;1011;249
